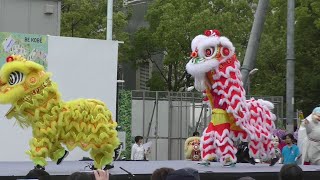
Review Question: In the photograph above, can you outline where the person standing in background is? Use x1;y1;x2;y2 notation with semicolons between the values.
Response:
281;134;300;164
193;132;200;137
131;136;150;160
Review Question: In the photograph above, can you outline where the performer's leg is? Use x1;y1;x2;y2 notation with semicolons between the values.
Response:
48;142;68;165
261;137;277;166
215;124;237;165
234;134;255;164
90;143;115;169
248;140;260;160
201;122;217;161
27;137;51;168
262;137;274;159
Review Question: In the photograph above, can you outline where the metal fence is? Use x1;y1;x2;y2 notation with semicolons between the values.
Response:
130;91;284;160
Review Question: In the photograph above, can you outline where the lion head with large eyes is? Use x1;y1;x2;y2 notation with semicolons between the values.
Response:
184;136;201;161
0;55;51;104
186;30;235;92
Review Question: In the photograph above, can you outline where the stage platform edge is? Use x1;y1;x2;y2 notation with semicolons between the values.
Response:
1;160;319;180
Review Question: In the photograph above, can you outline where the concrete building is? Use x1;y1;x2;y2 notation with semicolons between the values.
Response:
0;0;61;36
121;0;158;90
135;62;153;90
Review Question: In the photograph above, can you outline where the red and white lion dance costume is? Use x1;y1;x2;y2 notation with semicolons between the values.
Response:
186;30;276;165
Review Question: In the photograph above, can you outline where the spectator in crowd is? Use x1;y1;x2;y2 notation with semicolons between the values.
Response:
166;168;200;180
281;133;300;164
25;169;50;180
151;167;175;180
93;170;109;180
279;164;303;180
68;172;94;180
68;170;109;180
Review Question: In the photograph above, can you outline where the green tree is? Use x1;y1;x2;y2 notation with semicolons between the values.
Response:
130;0;257;91
252;0;287;97
252;0;320;115
118;90;132;159
295;0;320;114
147;71;167;91
61;0;130;62
134;0;320;116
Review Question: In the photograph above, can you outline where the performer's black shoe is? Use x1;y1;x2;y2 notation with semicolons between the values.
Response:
34;164;45;170
224;162;236;167
104;164;114;170
198;161;211;166
269;157;279;166
248;157;256;165
90;165;97;170
57;150;69;165
86;163;114;170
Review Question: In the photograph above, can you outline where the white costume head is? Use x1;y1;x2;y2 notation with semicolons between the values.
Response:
271;135;279;149
312;107;320;122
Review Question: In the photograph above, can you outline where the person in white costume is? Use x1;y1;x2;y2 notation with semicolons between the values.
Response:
298;107;320;165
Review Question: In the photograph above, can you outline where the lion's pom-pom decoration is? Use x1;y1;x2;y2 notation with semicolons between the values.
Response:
185;137;201;161
0;55;119;169
186;30;276;165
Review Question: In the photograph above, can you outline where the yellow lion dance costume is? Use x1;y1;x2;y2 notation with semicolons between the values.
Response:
0;55;119;170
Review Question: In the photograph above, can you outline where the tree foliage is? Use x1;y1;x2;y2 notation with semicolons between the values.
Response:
252;0;320;115
130;0;257;91
60;0;130;62
253;0;287;97
131;0;320;116
60;0;320;117
294;0;320;114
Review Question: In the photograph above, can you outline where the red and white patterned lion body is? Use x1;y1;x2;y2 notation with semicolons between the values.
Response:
186;30;276;165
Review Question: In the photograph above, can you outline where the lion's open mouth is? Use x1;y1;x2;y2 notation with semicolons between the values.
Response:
191;58;206;64
186;58;219;77
186;58;220;91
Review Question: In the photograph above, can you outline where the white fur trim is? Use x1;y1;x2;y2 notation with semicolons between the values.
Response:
215;137;234;147
211;77;240;90
257;99;274;110
216;145;237;156
202;145;215;153
186;59;219;91
200;127;216;152
213;129;230;141
219;37;235;54
191;35;207;51
230;131;248;142
202;129;215;136
186;58;219;77
202;136;214;145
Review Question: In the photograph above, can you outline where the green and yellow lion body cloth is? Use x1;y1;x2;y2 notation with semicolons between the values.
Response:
0;55;119;169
